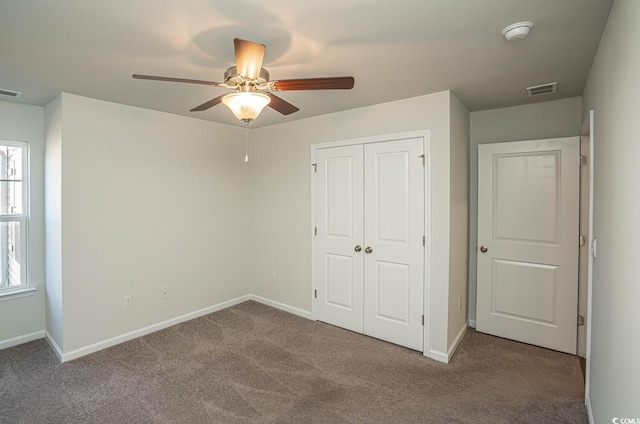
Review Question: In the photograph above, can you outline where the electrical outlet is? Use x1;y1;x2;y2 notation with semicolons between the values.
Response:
124;295;133;309
458;296;462;310
161;287;169;299
271;272;277;283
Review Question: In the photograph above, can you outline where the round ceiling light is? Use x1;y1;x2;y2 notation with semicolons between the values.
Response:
502;21;534;41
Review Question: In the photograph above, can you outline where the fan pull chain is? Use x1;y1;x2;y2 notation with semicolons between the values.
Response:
244;121;250;162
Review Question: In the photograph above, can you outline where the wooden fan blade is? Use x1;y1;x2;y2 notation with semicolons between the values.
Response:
132;74;220;86
273;77;354;91
266;93;299;115
234;38;266;80
190;95;225;112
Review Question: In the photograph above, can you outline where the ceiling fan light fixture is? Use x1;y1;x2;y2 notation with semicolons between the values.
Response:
222;92;271;121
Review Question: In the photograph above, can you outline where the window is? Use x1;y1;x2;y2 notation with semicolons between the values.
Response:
0;142;28;294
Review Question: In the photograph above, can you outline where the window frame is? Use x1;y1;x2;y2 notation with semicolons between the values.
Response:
0;140;30;295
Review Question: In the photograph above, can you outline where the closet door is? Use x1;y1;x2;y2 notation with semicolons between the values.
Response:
363;138;424;351
316;145;364;333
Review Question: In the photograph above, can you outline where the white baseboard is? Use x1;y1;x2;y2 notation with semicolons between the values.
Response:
4;297;470;371
60;294;310;362
585;396;594;424
59;294;251;362
4;294;309;362
250;294;313;320
468;319;476;328
8;295;314;362
0;330;44;350
428;323;468;364
448;323;468;360
44;331;63;360
428;349;449;363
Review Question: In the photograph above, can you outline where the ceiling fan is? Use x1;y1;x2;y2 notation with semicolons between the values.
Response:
133;38;355;123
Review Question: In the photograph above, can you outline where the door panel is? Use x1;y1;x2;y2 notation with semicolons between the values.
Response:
375;151;410;243
476;137;579;354
325;254;355;309
363;138;424;351
492;260;557;324
326;156;356;238
494;153;559;243
375;261;410;323
316;145;364;333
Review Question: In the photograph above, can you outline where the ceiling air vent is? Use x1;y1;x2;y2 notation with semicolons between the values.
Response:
0;88;22;99
526;82;557;97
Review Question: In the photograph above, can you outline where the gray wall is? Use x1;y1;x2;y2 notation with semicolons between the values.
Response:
46;93;250;356
7;90;469;363
44;95;63;349
582;0;640;420
468;97;583;322
0;101;45;348
448;93;470;348
250;91;462;359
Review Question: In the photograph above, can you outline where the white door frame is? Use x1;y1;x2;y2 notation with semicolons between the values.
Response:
311;130;432;356
580;110;595;410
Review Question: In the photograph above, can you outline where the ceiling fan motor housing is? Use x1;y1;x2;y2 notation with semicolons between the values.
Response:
224;66;270;87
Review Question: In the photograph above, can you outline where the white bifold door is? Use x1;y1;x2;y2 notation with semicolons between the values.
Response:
315;138;424;351
476;137;579;354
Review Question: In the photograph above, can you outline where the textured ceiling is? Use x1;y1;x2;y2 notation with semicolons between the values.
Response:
0;0;613;127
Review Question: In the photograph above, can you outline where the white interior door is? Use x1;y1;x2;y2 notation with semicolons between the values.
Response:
316;145;364;333
363;139;424;351
476;137;579;354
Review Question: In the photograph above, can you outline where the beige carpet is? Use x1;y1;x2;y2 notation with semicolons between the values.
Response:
0;301;587;423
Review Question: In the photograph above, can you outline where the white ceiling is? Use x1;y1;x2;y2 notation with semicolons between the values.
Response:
0;0;612;128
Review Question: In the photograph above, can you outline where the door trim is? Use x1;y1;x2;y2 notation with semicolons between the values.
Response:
311;130;432;356
580;110;595;409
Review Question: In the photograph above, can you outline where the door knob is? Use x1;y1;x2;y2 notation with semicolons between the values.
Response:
365;246;373;254
354;245;362;252
480;246;488;253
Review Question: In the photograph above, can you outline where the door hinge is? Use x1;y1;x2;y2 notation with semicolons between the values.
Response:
422;235;425;246
314;289;317;299
579;235;586;246
312;163;317;173
421;315;424;326
578;315;585;326
580;155;587;167
314;226;317;236
418;154;425;166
